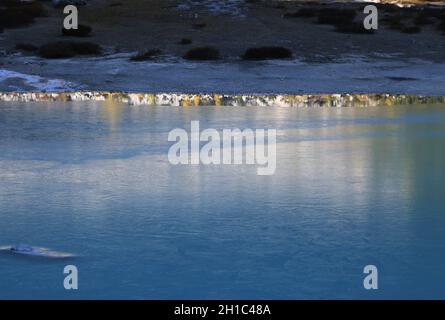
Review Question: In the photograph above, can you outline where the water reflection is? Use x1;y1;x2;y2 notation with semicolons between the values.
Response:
100;98;125;131
0;102;444;299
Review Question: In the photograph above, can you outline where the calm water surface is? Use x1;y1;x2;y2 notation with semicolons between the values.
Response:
0;101;444;299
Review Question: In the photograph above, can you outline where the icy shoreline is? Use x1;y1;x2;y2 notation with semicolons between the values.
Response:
1;92;444;107
2;54;445;96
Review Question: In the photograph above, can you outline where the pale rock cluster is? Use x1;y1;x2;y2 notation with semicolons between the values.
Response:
1;92;444;107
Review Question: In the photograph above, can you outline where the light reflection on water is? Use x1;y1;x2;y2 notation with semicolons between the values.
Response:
0;101;444;299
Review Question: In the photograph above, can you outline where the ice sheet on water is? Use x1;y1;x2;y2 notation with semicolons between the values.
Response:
0;245;76;258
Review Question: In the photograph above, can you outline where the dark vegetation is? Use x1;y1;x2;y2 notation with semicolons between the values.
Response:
183;47;220;60
317;8;357;25
242;47;292;60
401;26;421;34
284;4;445;35
316;8;374;34
39;41;102;59
109;2;123;7
273;3;286;10
192;22;207;29
284;6;372;34
335;22;375;34
381;6;445;34
179;38;192;45
15;43;38;52
62;24;92;37
284;8;318;19
439;19;445;34
0;0;47;32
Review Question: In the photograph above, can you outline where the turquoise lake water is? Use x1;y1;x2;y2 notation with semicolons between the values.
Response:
0;101;444;299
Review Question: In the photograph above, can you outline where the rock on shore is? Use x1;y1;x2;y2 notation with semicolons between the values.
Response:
1;92;444;107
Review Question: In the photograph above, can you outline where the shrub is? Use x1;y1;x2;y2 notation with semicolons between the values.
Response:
39;42;76;59
62;24;92;37
39;41;102;59
70;42;102;55
242;47;292;60
438;18;445;34
0;1;47;30
274;4;286;10
335;22;375;34
382;14;406;31
179;38;192;45
427;8;445;19
183;47;220;60
15;43;38;52
401;26;421;34
192;22;206;29
284;8;319;18
413;12;435;26
317;8;356;25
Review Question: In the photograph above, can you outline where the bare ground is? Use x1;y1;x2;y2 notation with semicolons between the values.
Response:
1;0;445;62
